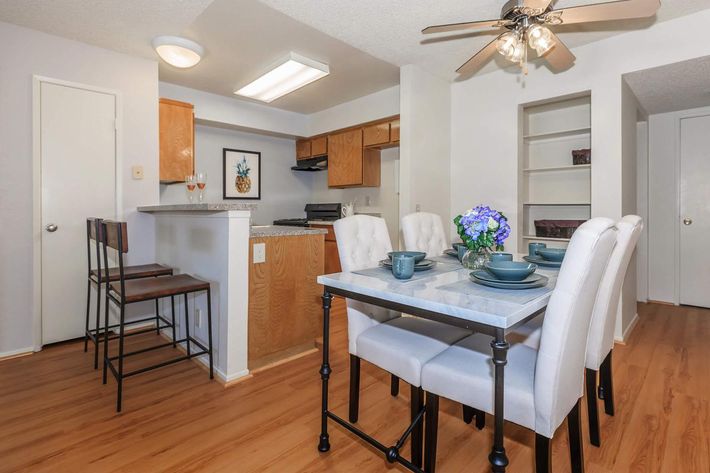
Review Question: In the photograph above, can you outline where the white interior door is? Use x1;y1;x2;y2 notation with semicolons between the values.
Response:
40;81;117;345
679;114;710;308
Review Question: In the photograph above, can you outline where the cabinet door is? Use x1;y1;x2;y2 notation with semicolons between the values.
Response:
324;241;342;274
311;136;327;156
296;139;312;160
328;129;363;187
159;99;194;182
363;122;390;147
390;119;400;143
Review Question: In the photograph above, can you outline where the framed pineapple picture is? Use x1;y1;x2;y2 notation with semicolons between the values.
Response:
223;148;261;200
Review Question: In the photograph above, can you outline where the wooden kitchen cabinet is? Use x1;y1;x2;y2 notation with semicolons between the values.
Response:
390;119;400;143
327;129;381;188
363;121;390;147
296;139;312;160
159;98;194;183
311;225;341;274
311;136;327;156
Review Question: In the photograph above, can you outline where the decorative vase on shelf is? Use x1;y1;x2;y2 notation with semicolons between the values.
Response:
462;248;490;270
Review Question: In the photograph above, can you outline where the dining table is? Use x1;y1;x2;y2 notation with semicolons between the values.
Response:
315;254;560;473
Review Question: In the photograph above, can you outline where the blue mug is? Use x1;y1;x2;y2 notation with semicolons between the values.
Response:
528;242;547;257
489;252;513;262
392;254;415;280
457;244;468;262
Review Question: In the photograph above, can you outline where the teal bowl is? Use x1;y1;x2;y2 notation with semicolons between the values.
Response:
452;242;466;252
484;261;537;281
489;252;513;262
537;248;566;262
388;251;426;263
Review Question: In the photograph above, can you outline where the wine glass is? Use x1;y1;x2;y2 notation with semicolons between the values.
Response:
185;175;196;203
196;172;206;203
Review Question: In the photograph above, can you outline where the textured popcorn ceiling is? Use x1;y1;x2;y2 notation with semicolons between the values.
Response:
625;56;710;114
259;0;710;79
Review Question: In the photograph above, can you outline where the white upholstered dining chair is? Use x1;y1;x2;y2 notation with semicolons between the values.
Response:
511;215;643;447
420;217;617;473
334;215;472;467
401;212;449;257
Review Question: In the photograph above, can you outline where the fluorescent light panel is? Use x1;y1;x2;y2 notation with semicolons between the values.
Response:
235;53;329;103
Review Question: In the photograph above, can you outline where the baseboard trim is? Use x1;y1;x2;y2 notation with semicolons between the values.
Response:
614;312;639;345
0;347;34;362
647;299;675;306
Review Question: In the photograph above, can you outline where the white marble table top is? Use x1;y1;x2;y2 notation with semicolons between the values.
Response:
317;254;560;330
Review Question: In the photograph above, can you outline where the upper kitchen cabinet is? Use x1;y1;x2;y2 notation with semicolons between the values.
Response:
296;136;327;160
327;129;380;188
159;98;194;183
390;119;400;143
363;121;390;147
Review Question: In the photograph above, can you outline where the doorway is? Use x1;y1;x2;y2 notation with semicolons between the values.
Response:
35;78;118;345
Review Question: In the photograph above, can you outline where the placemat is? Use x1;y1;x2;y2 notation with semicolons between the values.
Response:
352;261;461;282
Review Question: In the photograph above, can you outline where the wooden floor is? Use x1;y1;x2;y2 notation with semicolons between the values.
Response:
1;301;709;472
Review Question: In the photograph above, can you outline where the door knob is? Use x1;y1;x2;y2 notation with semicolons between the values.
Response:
683;217;693;226
45;224;58;232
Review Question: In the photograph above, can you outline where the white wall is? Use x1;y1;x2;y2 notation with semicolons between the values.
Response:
450;11;710;340
160;125;313;225
636;121;649;302
400;65;451;236
0;21;159;355
646;105;710;304
308;85;399;136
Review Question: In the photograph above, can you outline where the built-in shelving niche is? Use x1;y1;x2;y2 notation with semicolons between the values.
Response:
518;93;591;250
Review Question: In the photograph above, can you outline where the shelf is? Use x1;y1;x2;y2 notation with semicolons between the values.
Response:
523;127;591;141
523;202;591;206
522;235;571;242
523;164;591;173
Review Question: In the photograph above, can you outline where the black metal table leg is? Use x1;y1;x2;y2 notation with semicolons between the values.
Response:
318;291;333;452
489;329;510;472
170;296;177;348
155;297;160;335
206;288;214;379
184;293;191;357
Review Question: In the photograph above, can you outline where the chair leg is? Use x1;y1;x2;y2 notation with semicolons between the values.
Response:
116;304;126;412
102;291;110;385
585;368;600;447
184;293;191;356
424;392;439;473
348;354;361;423
535;434;551;473
567;399;584;473
93;282;101;369
84;278;91;353
155;297;160;335
206;289;214;380
410;386;424;468
170;296;176;348
391;375;399;397
600;351;615;416
462;405;486;430
462;404;474;424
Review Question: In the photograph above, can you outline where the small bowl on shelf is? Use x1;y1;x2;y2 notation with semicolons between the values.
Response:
537;248;566;262
484;261;538;281
387;251;426;263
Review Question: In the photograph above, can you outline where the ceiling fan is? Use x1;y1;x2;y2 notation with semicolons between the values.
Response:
422;0;660;75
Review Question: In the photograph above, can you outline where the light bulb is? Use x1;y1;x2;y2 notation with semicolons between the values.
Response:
496;32;519;60
527;24;555;56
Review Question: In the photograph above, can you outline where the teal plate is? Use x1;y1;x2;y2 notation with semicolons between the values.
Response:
470;271;549;290
473;270;544;285
444;249;458;258
380;259;436;272
523;255;562;268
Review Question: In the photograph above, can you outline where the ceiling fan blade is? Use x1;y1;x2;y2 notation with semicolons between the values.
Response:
522;0;554;14
544;33;576;71
456;34;503;75
422;19;509;34
545;0;659;25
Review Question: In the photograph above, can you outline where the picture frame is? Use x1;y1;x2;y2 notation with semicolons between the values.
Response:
223;148;261;200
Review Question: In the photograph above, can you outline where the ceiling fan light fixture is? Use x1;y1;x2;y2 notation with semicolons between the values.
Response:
152;36;204;68
527;24;555;56
496;32;522;62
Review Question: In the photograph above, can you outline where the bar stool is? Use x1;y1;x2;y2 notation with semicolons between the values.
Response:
84;217;174;369
100;220;214;412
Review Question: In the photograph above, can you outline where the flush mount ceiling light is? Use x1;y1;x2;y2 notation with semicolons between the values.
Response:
234;53;330;103
423;0;661;76
152;36;204;68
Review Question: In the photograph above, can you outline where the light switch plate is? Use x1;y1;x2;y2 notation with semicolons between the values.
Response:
253;243;266;264
132;165;144;179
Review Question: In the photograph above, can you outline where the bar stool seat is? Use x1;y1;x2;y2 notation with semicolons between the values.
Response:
90;263;173;282
110;274;210;303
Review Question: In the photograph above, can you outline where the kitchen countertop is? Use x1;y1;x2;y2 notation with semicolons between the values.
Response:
138;203;257;212
250;225;328;238
308;220;336;226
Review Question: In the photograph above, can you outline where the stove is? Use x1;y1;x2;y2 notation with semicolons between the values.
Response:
273;203;342;227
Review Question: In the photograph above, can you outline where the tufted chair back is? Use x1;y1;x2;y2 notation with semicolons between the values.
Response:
585;215;643;371
533;218;617;438
334;215;400;355
401;212;449;258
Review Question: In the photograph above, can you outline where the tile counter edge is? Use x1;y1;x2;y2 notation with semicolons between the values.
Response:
250;226;328;238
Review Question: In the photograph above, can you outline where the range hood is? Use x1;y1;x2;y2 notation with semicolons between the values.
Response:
291;155;327;172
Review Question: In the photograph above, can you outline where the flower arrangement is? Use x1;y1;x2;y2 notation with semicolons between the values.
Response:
454;205;511;252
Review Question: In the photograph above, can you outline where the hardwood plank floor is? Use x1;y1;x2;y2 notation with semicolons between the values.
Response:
0;301;708;472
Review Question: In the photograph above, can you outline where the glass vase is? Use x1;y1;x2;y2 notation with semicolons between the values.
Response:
462;248;490;270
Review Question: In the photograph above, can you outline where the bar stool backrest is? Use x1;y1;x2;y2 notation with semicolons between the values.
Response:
86;217;104;280
101;220;128;301
533;217;617;438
